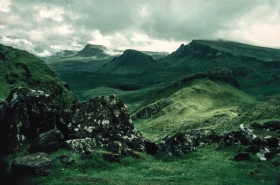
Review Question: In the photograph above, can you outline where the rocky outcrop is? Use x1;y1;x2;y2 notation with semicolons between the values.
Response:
251;120;280;133
220;124;280;161
0;87;146;155
154;68;239;99
0;88;57;153
158;129;218;156
132;99;171;120
59;94;145;152
12;152;55;176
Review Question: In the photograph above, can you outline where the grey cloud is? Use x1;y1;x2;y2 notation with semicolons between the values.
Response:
1;0;280;55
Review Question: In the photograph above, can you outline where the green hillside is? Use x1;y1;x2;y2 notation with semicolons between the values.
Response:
132;70;257;139
0;44;77;108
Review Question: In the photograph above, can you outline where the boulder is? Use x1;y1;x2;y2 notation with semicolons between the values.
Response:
234;152;251;161
144;139;158;155
256;148;270;161
158;132;194;156
11;152;55;176
64;138;96;153
107;141;123;154
59;95;145;152
185;129;219;146
221;124;256;147
0;88;57;154
30;128;64;153
57;155;74;164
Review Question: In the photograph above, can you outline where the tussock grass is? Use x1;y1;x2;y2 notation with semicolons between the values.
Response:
24;146;279;185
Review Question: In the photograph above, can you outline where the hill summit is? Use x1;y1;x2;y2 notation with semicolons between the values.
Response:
76;44;107;57
99;49;162;75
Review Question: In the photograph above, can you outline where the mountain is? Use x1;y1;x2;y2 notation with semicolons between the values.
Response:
0;44;77;108
76;44;107;58
160;40;280;98
98;49;163;75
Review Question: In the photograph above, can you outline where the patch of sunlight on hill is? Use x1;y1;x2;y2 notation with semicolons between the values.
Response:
134;78;257;140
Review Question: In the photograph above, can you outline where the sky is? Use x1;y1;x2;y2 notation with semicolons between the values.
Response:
0;0;280;57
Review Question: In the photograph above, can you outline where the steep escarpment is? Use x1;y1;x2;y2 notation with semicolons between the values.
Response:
0;44;77;108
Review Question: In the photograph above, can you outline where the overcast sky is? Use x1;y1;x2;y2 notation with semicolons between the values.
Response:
0;0;280;57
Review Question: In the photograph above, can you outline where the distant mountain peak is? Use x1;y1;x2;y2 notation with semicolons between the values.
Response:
99;49;162;75
76;44;106;57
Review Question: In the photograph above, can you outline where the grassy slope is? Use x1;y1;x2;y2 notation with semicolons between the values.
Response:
0;44;77;108
133;78;257;140
21;146;279;185
194;39;280;61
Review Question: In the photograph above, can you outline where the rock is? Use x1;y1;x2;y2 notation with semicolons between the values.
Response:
59;95;145;152
158;129;219;156
107;141;123;154
245;146;263;154
0;88;57;154
11;152;55;176
158;132;194;156
265;152;277;160
266;136;279;148
251;120;280;133
221;124;256;147
239;124;257;143
234;152;251;161
81;150;93;160
256;147;270;161
64;138;96;153
144;139;158;155
30;128;64;153
102;153;121;163
185;129;218;146
57;155;74;164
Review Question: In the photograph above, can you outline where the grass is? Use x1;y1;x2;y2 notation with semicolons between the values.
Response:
0;44;77;108
133;78;257;139
22;145;279;185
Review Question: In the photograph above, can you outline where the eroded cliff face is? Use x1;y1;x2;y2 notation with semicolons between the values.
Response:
0;87;145;155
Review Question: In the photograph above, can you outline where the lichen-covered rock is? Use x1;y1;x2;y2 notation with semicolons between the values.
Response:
0;88;57;154
158;132;194;156
59;95;145;152
11;152;55;176
221;124;256;147
158;129;219;156
30;128;64;153
184;129;219;147
64;138;96;153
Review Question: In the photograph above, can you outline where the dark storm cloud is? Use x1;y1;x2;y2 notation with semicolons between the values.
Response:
0;0;280;56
